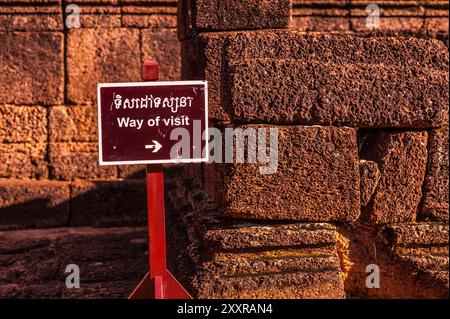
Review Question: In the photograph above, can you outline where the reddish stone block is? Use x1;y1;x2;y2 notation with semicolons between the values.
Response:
0;32;64;105
359;160;380;207
141;29;181;81
202;223;338;251
204;125;360;222
424;17;449;31
193;268;345;299
0;0;62;31
49;105;97;142
66;28;140;104
121;0;177;28
0;143;47;179
64;1;121;28
228;59;448;128
181;32;232;121
384;223;449;246
351;17;424;31
178;0;291;39
183;30;448;123
421;126;449;222
0;180;70;230
293;16;350;31
362;131;428;224
49;142;117;180
0;105;47;144
382;222;449;298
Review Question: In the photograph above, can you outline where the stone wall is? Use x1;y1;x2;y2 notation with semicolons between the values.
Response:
178;0;449;298
0;0;449;298
0;0;180;298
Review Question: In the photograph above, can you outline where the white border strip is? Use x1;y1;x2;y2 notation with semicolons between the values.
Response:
97;81;209;166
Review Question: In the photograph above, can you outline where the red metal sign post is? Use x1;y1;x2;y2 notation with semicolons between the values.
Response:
128;61;192;299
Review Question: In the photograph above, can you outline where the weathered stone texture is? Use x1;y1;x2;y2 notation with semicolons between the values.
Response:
183;31;449;125
421;126;449;222
359;160;380;207
66;28;141;104
228;59;448;128
178;0;291;39
122;0;177;28
49;142;117;180
49;106;97;142
141;29;181;81
382;222;449;297
362;131;429;224
292;1;349;31
0;106;47;144
0;32;64;105
0;0;62;31
204;125;360;221
202;223;337;251
0;143;47;179
165;174;346;299
384;223;449;247
66;0;121;28
0;180;70;230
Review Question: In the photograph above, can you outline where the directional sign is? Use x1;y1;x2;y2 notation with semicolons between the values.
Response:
97;81;208;165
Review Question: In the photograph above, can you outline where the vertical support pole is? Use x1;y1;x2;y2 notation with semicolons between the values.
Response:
146;164;167;280
142;62;166;299
129;60;192;299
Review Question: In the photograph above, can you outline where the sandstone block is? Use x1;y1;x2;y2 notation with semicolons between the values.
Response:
351;17;424;31
49;142;117;180
384;223;449;246
228;59;448;128
292;3;350;31
204;125;360;221
424;17;449;31
359;160;380;207
362;131;428;224
382;222;449;297
0;180;70;230
0;105;47;144
141;29;181;81
49;105;97;142
421;126;449;221
201;223;337;251
192;267;345;299
165;169;346;299
178;0;291;39
0;143;47;179
183;30;448;123
0;32;64;105
122;0;177;28
293;16;350;31
66;28;140;104
66;1;121;28
0;0;62;31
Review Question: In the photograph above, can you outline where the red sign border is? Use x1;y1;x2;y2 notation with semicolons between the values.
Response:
97;81;209;166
